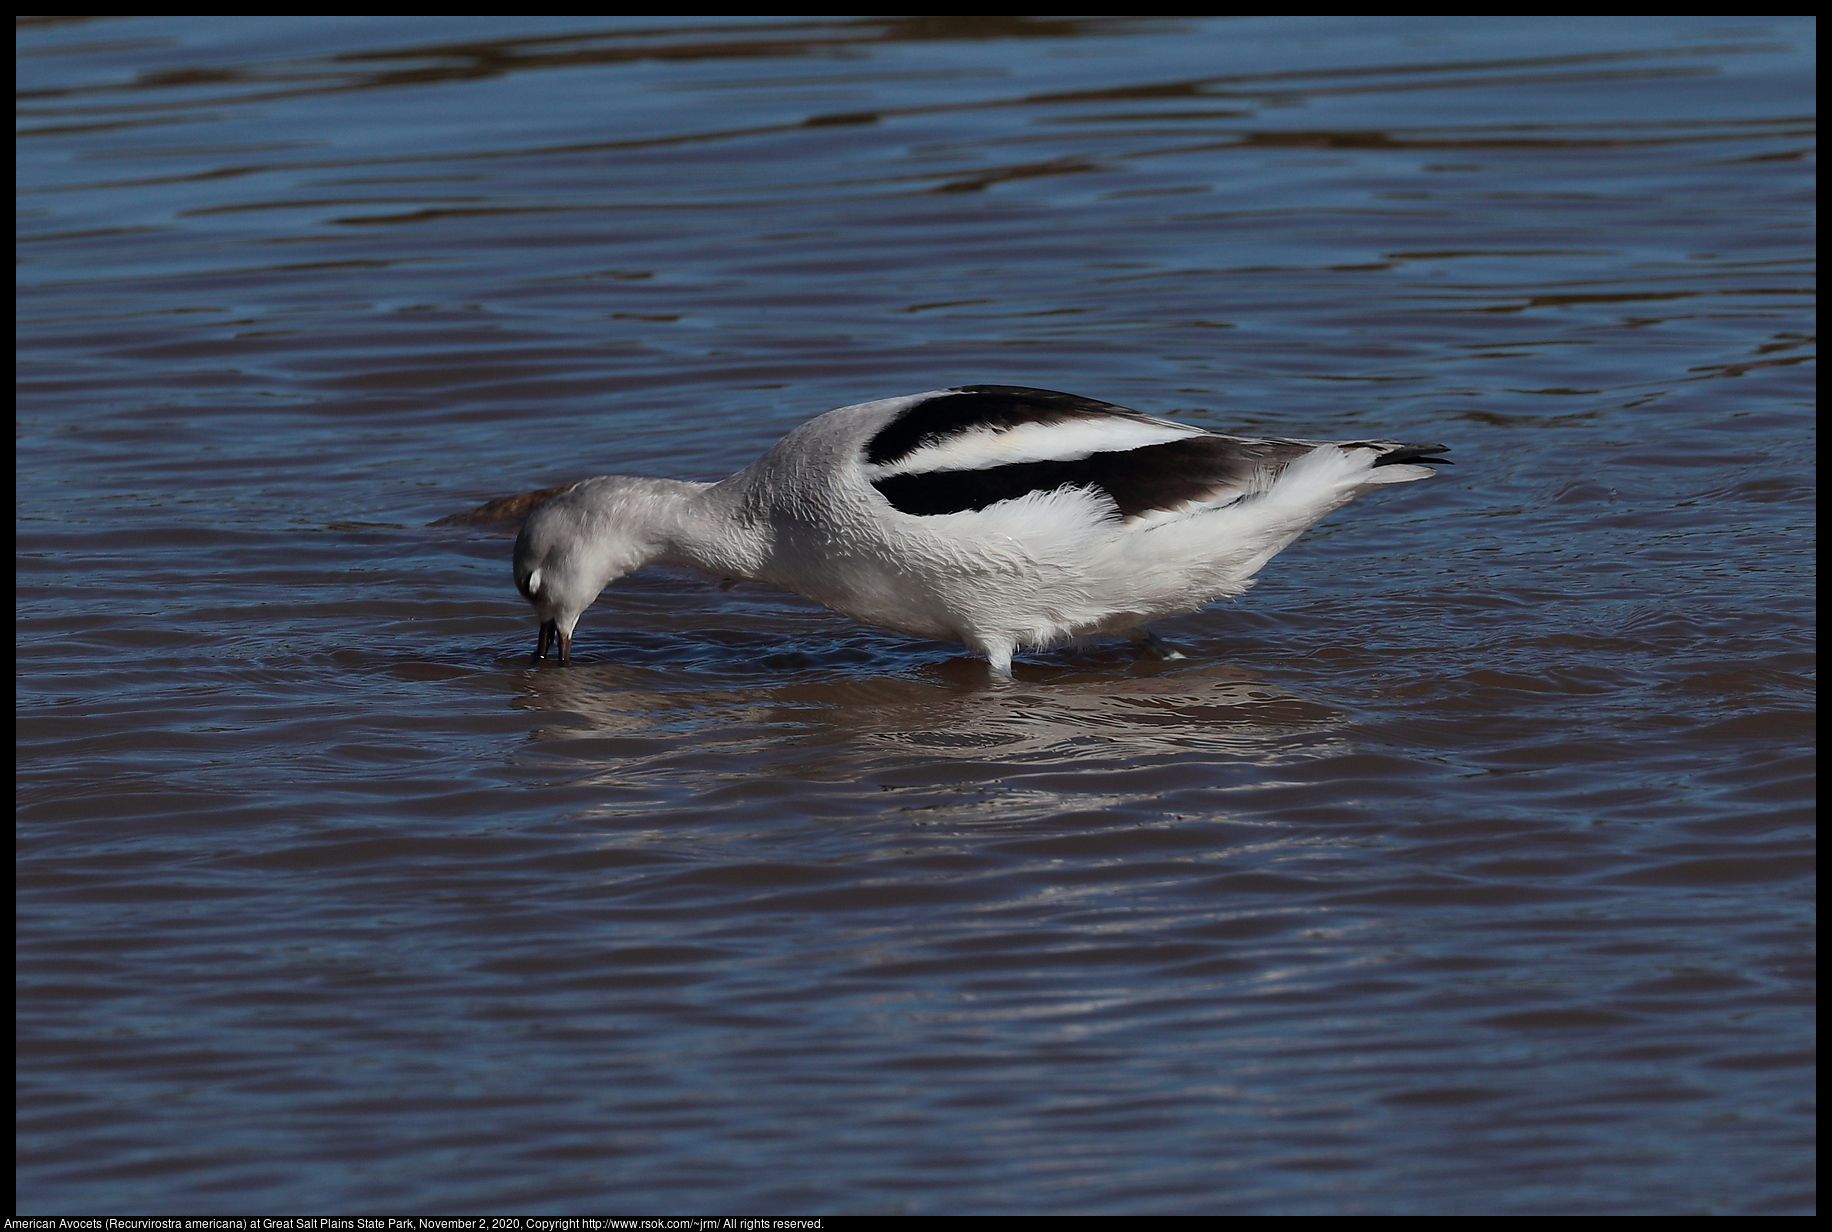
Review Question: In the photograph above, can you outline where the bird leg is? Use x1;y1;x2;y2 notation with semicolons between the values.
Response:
975;638;1016;679
1128;628;1187;661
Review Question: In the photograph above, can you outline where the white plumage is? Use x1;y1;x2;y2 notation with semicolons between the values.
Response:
450;385;1451;673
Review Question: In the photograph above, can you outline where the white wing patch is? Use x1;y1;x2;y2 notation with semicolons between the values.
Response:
872;416;1201;478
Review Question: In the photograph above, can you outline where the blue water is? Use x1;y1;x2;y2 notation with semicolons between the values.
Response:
17;16;1815;1214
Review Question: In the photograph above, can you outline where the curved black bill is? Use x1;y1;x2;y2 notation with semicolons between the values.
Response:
534;619;572;665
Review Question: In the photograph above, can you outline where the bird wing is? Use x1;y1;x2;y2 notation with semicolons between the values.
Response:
863;386;1421;522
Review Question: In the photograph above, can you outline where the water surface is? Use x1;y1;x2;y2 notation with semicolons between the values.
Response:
16;15;1815;1214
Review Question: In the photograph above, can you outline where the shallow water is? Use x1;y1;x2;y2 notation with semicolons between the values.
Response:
16;15;1815;1215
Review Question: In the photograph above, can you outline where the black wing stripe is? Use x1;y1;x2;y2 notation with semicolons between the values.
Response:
873;436;1311;520
1334;440;1453;466
1370;442;1453;467
864;385;1160;468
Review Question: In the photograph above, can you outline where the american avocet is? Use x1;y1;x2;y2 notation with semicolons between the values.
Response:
448;386;1450;673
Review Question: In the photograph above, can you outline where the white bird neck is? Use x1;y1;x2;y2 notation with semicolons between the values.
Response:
641;476;771;582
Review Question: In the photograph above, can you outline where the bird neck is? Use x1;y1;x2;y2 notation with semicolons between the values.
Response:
650;478;771;582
